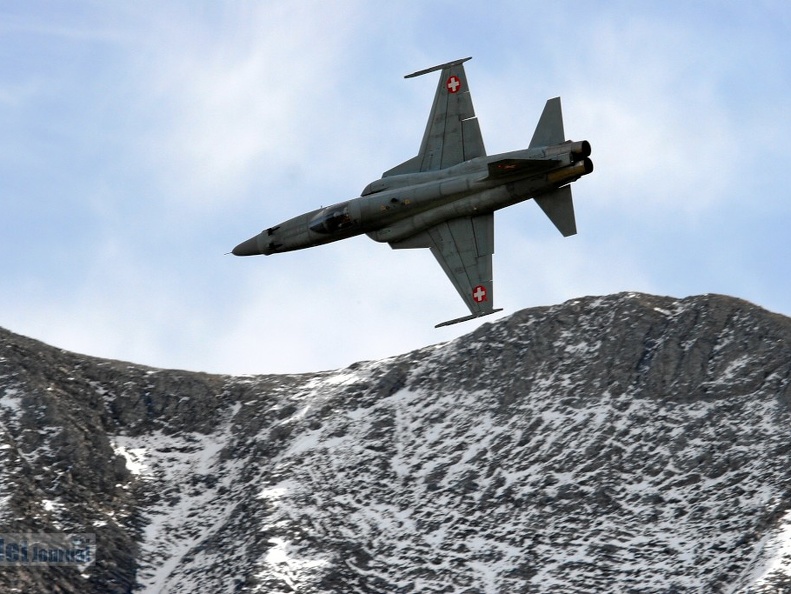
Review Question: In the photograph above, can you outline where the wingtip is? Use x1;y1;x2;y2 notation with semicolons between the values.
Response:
405;56;472;79
435;308;503;328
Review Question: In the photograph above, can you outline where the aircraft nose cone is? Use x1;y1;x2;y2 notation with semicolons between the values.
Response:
232;235;261;256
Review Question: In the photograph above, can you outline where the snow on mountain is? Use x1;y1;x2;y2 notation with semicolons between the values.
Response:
1;292;790;593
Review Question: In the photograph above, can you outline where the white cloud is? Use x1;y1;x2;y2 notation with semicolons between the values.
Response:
114;2;379;216
481;14;746;221
210;241;458;374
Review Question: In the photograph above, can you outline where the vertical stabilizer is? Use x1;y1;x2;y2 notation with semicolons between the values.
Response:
529;97;565;148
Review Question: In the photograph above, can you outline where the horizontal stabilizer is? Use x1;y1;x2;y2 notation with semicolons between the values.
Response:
534;185;577;237
486;157;559;179
436;308;503;328
529;97;565;148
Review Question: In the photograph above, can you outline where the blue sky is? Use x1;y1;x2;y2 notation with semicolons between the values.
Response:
2;1;790;374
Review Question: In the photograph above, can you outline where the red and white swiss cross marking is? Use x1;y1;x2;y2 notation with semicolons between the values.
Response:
446;75;461;94
472;285;487;303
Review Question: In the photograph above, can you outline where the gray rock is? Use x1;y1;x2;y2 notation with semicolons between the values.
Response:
0;292;789;593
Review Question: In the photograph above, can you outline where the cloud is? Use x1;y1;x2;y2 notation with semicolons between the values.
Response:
111;2;381;216
209;240;457;374
479;14;751;222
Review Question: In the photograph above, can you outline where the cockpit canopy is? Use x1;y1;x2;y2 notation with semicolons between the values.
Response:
309;203;356;234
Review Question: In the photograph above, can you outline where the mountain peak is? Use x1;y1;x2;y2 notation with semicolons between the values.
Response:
1;293;790;592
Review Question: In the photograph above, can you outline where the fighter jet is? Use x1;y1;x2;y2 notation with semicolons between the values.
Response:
233;57;593;327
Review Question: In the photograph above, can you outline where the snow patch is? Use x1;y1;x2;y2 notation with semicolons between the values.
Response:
751;509;791;588
0;387;21;414
114;445;148;476
261;538;330;592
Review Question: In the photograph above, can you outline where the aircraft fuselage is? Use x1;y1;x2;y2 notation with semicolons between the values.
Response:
232;141;591;257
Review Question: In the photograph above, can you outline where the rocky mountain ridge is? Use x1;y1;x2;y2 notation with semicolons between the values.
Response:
1;292;790;592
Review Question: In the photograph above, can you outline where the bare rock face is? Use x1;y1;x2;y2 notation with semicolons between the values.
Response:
1;292;790;593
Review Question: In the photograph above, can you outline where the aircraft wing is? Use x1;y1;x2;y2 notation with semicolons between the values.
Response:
390;214;502;327
384;57;486;176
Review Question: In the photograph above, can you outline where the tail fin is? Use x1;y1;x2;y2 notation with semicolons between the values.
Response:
535;185;577;237
530;97;577;236
529;97;565;148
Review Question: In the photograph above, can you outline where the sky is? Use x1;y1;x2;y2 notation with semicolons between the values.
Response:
1;1;790;375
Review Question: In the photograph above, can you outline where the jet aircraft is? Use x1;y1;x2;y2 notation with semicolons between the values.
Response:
233;57;593;327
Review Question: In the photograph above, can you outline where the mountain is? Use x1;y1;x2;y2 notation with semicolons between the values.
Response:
1;292;790;593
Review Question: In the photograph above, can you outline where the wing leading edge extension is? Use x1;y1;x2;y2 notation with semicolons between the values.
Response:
383;57;486;176
390;214;502;327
